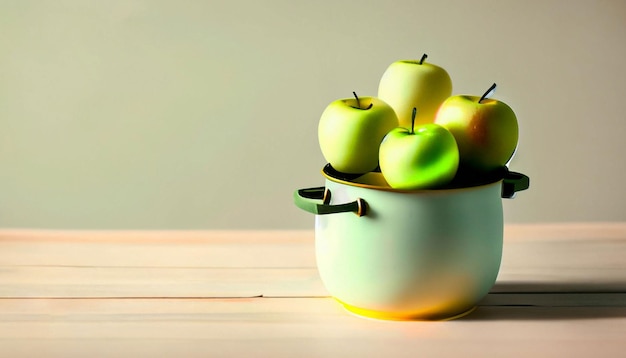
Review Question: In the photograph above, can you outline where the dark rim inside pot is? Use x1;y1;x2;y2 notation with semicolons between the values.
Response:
322;163;517;193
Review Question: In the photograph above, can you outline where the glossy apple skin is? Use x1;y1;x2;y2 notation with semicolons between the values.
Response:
318;97;398;174
434;95;519;171
378;60;452;128
379;124;459;190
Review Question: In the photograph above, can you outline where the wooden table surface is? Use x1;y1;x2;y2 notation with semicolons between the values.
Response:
1;223;625;357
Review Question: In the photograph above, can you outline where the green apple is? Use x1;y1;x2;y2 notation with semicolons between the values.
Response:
434;83;519;171
379;108;459;190
378;54;452;128
318;92;399;174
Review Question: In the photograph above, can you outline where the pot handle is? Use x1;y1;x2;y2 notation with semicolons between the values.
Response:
293;187;367;216
501;171;530;199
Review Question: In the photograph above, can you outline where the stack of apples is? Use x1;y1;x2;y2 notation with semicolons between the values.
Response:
318;54;519;190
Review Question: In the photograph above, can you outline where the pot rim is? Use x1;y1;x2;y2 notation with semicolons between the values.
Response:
321;164;507;194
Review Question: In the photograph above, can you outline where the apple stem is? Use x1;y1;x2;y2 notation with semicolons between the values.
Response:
479;83;497;103
351;91;373;110
352;91;361;108
419;53;427;65
410;107;417;134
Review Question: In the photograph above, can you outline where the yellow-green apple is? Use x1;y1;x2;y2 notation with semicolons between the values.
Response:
379;108;459;190
434;83;519;171
378;54;452;128
318;92;398;174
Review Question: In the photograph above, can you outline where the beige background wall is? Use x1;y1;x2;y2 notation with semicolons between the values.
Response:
1;0;625;229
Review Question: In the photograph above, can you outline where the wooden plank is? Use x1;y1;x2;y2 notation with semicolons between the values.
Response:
0;230;317;268
0;298;624;358
0;230;315;244
2;223;624;245
0;267;327;298
495;238;626;292
481;292;626;307
3;266;623;304
503;222;626;241
1;264;624;299
2;223;626;269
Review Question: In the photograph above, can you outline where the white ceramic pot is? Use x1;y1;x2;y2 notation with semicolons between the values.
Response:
294;165;529;320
